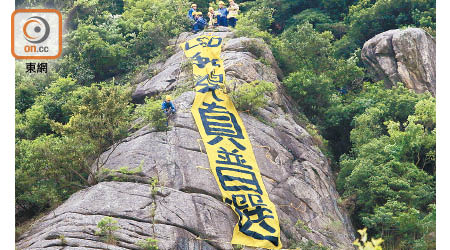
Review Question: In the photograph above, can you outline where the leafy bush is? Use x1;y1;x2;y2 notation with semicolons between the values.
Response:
325;82;429;159
346;0;436;46
59;22;129;83
238;0;318;32
16;81;133;219
119;0;190;61
337;90;435;249
56;0;191;84
16;82;38;113
242;40;267;61
319;0;358;20
283;69;333;124
96;216;120;244
234;7;274;43
332;34;360;59
240;5;274;31
135;98;168;132
137;238;159;250
16;135;95;219
53;83;133;154
16;104;52;140
274;23;334;74
288;8;332;26
15;77;80;140
15;61;60;113
229;80;275;112
285;9;348;40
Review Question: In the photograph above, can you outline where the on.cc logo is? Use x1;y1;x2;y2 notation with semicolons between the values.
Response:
23;16;50;44
12;9;62;59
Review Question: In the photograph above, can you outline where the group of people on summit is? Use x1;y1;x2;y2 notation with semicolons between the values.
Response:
188;0;239;32
162;2;240;117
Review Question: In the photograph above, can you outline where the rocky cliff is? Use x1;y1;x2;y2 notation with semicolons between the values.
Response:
361;28;436;96
17;29;355;250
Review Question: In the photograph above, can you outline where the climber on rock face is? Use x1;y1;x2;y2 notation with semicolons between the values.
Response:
192;12;207;33
217;1;228;27
227;0;239;28
337;86;348;95
162;95;176;116
188;3;197;20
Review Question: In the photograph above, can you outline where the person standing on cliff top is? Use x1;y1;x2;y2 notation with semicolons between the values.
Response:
217;1;228;27
193;12;207;33
227;0;239;28
208;7;218;27
188;3;197;20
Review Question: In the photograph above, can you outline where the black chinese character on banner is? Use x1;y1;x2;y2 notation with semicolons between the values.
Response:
216;147;252;170
199;102;246;150
225;196;280;247
195;70;224;101
216;166;262;194
196;74;221;92
191;52;219;69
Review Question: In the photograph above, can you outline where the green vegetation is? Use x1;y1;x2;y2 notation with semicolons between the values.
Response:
16;77;133;221
17;0;190;85
347;0;436;45
232;244;244;250
15;0;435;249
149;176;160;197
235;1;435;248
117;164;144;175
135;98;169;131
59;234;67;245
137;238;159;250
295;219;312;233
95;216;120;244
289;239;329;250
337;90;435;249
229;80;275;112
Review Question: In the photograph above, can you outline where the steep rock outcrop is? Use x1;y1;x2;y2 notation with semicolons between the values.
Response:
361;28;436;96
17;29;354;250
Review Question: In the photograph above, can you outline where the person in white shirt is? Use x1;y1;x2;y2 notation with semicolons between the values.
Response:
227;0;239;28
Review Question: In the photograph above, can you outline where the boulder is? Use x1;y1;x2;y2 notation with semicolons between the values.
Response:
361;28;436;96
17;29;355;250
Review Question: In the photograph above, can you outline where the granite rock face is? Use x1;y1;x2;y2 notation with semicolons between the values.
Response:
17;29;354;250
361;28;436;96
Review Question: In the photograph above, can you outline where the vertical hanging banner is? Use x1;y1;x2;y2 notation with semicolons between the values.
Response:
181;35;282;249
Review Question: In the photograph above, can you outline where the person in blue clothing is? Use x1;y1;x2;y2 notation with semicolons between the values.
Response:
187;3;197;20
192;12;207;33
162;95;176;115
217;1;228;27
336;87;348;95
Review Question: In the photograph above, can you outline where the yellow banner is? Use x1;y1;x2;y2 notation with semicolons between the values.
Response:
181;35;282;249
